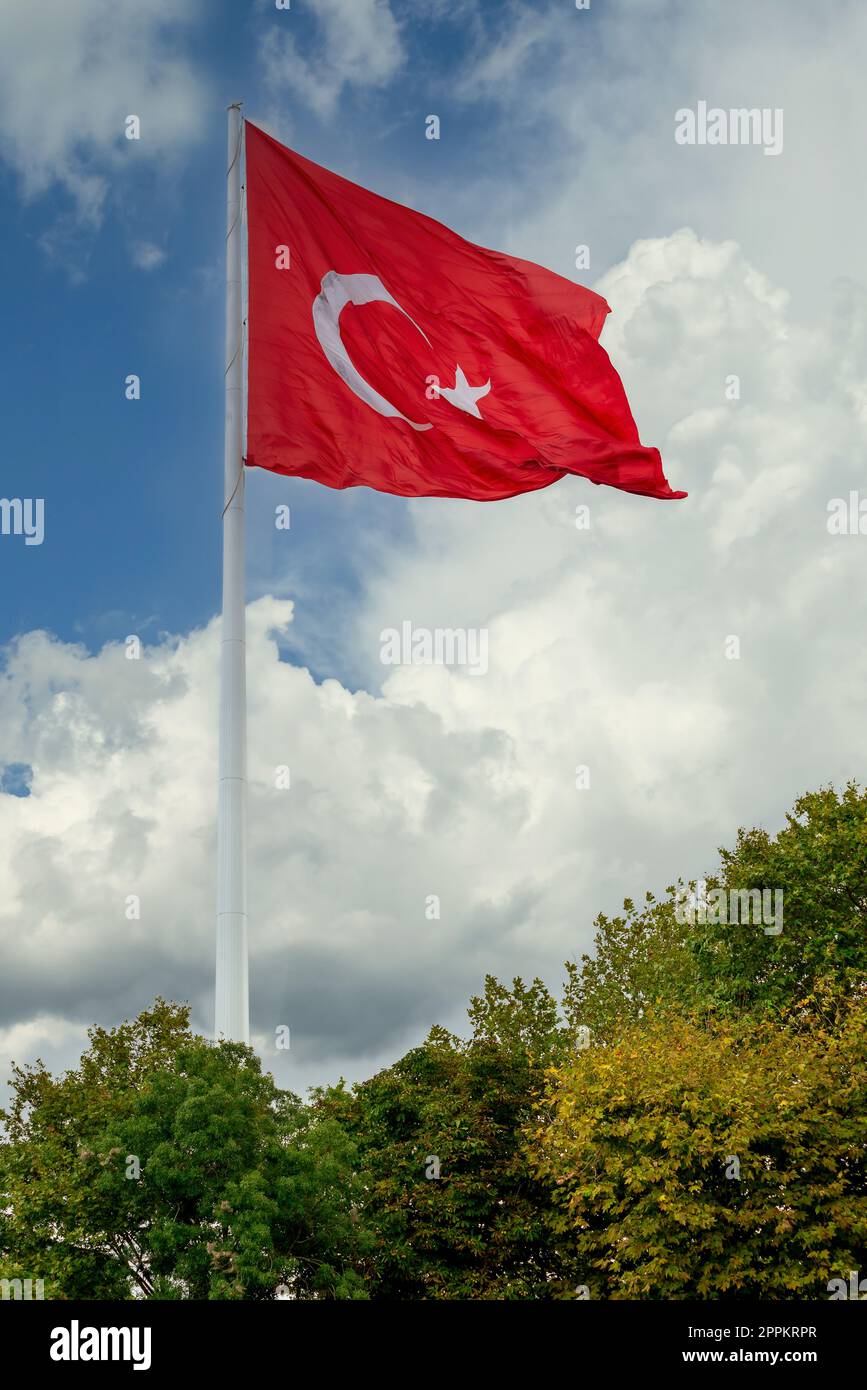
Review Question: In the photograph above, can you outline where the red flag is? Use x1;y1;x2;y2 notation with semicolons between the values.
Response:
245;122;685;503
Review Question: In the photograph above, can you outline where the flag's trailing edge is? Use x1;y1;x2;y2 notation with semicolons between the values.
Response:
245;122;686;503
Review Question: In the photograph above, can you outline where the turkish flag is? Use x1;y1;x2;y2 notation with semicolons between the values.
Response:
245;122;685;503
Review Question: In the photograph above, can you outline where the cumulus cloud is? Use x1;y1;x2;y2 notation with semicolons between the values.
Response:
0;0;209;230
446;0;867;321
2;0;865;1098
3;229;867;1097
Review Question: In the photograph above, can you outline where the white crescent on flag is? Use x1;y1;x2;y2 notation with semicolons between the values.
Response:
311;270;491;429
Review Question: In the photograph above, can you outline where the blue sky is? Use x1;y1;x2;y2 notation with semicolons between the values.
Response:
2;0;867;1092
2;0;853;667
0;0;616;670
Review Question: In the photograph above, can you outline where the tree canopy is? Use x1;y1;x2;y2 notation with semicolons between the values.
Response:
531;991;867;1298
2;782;866;1299
0;1001;368;1299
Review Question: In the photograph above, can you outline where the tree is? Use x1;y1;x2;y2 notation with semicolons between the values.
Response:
529;990;867;1299
5;782;865;1302
0;1001;368;1299
323;975;580;1299
563;783;867;1037
562;890;699;1044
698;782;867;1015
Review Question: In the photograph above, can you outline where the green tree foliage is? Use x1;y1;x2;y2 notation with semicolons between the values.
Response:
529;990;867;1299
563;783;867;1036
698;783;867;1014
2;783;865;1301
320;976;580;1299
0;1001;368;1299
562;890;699;1044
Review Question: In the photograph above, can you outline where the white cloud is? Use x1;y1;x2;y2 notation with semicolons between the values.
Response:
130;241;167;272
3;229;867;1095
453;4;560;98
447;0;867;321
0;1015;90;1096
0;0;209;230
258;0;405;121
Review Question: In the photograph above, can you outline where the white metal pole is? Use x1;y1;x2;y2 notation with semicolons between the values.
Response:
215;102;249;1043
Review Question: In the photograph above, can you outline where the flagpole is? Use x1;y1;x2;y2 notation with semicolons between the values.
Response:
215;101;249;1043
